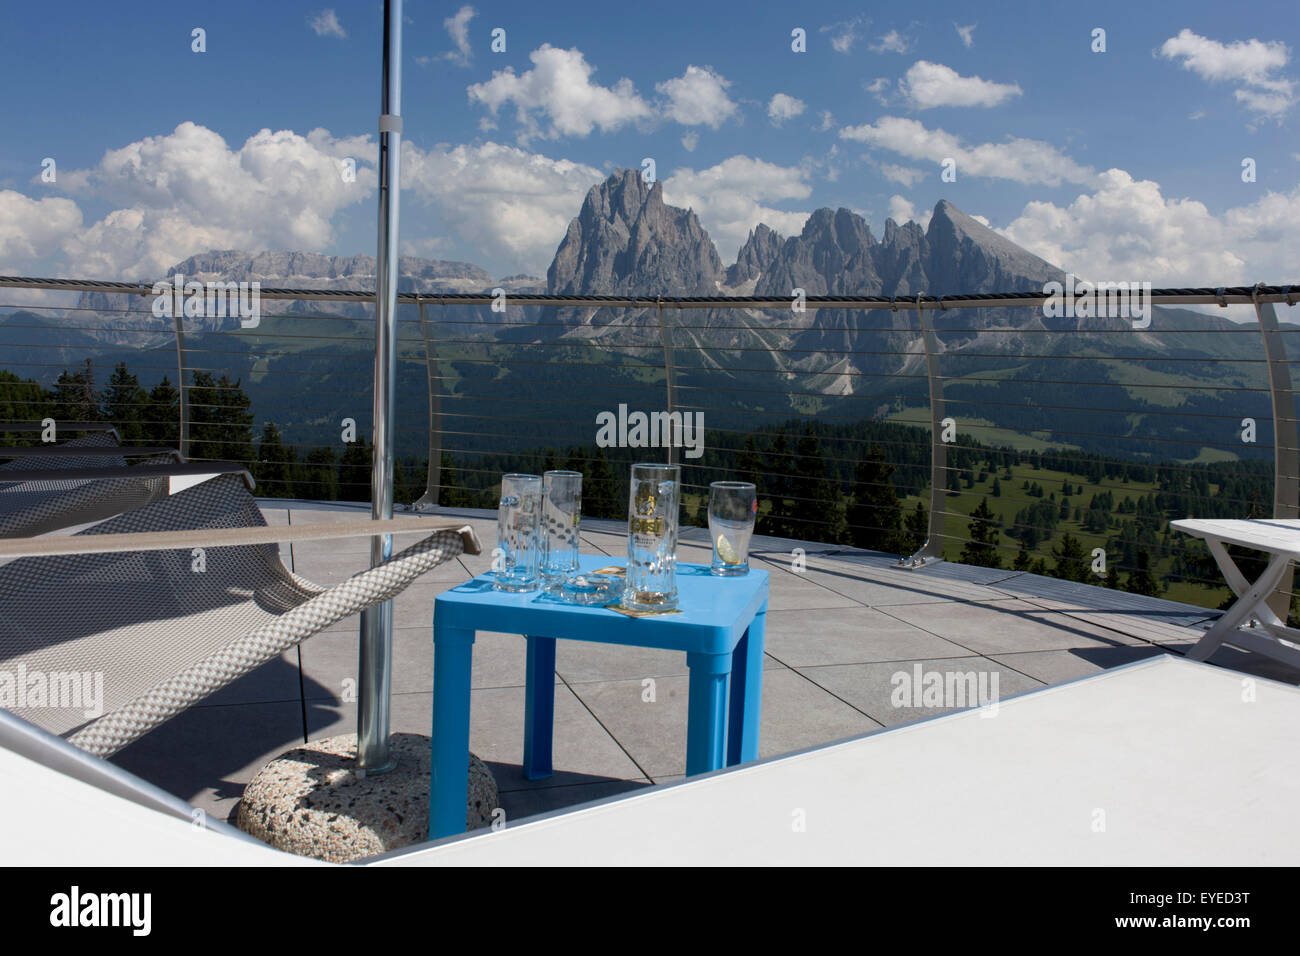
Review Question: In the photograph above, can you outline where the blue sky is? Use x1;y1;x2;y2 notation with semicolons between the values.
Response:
0;0;1296;287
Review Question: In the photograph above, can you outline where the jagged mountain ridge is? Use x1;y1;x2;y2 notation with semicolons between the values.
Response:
55;169;1268;427
73;250;541;337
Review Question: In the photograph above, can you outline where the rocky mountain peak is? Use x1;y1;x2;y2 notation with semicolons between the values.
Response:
725;223;785;286
923;200;1062;294
547;168;723;296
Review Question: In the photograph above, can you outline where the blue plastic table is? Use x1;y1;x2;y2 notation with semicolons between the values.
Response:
428;554;769;838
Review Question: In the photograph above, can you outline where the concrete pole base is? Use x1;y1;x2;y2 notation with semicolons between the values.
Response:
236;732;497;863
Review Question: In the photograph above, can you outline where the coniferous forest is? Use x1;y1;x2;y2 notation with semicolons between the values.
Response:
1;360;1281;617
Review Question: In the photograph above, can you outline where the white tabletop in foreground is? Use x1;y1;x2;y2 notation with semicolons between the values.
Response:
381;655;1300;866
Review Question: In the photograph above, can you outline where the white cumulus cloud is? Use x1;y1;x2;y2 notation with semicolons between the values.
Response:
887;195;916;224
879;163;925;187
954;23;976;48
1158;29;1295;119
999;168;1300;285
308;9;346;39
663;156;812;262
0;191;83;268
899;61;1021;109
821;16;867;54
840;116;1095;187
870;30;910;54
401;141;601;275
468;45;652;142
657;66;738;129
441;5;475;66
54;122;376;279
767;93;806;125
864;77;891;106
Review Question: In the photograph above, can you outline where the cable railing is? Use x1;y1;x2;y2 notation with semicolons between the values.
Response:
0;275;1296;620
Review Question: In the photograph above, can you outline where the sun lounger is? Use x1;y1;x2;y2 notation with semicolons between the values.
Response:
0;432;244;538
0;472;479;757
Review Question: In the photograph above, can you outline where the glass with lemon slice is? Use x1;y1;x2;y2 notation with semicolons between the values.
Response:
708;481;757;576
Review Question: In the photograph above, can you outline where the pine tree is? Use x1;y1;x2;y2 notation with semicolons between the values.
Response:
791;425;846;544
254;422;296;497
433;452;465;508
760;429;796;538
1012;546;1031;571
54;359;99;424
300;447;339;501
991;476;1002;497
899;501;928;556
960;497;1002;568
734;436;763;490
584;446;619;519
1051;533;1090;582
847;445;903;553
0;371;46;433
1124;549;1161;596
188;371;253;464
339;439;372;502
101;362;146;443
141;377;180;447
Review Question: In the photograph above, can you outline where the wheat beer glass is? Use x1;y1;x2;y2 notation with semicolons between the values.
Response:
541;470;582;584
624;463;680;611
494;473;543;592
708;481;757;575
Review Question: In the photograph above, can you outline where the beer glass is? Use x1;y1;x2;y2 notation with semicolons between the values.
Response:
541;470;582;585
625;463;680;611
708;481;757;575
494;473;543;592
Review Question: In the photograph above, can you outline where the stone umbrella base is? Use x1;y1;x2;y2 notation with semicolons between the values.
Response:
236;732;498;863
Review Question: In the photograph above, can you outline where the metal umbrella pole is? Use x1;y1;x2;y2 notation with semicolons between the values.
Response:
357;0;402;775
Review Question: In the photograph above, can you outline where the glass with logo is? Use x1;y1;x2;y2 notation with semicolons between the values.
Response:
624;463;680;611
708;481;757;575
494;473;543;592
541;470;582;586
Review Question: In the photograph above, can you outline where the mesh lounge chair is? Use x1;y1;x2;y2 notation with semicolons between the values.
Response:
0;431;244;538
0;472;479;757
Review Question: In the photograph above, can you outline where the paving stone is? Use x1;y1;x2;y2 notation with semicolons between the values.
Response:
877;599;1148;655
763;606;973;668
794;656;1044;727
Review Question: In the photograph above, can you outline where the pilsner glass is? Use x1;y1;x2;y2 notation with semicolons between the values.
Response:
541;470;582;584
708;481;757;576
494;473;543;592
624;463;680;611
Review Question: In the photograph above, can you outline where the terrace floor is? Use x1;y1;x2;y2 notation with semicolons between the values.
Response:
109;498;1300;836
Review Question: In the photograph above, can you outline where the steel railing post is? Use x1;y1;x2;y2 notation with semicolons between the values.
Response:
171;286;188;457
1254;284;1298;624
357;0;402;775
658;300;678;467
412;298;442;511
900;292;946;568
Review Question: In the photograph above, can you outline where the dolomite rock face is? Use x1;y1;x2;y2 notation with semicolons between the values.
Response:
547;168;723;297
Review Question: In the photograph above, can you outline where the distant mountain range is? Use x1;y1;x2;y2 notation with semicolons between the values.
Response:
1;168;1289;460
